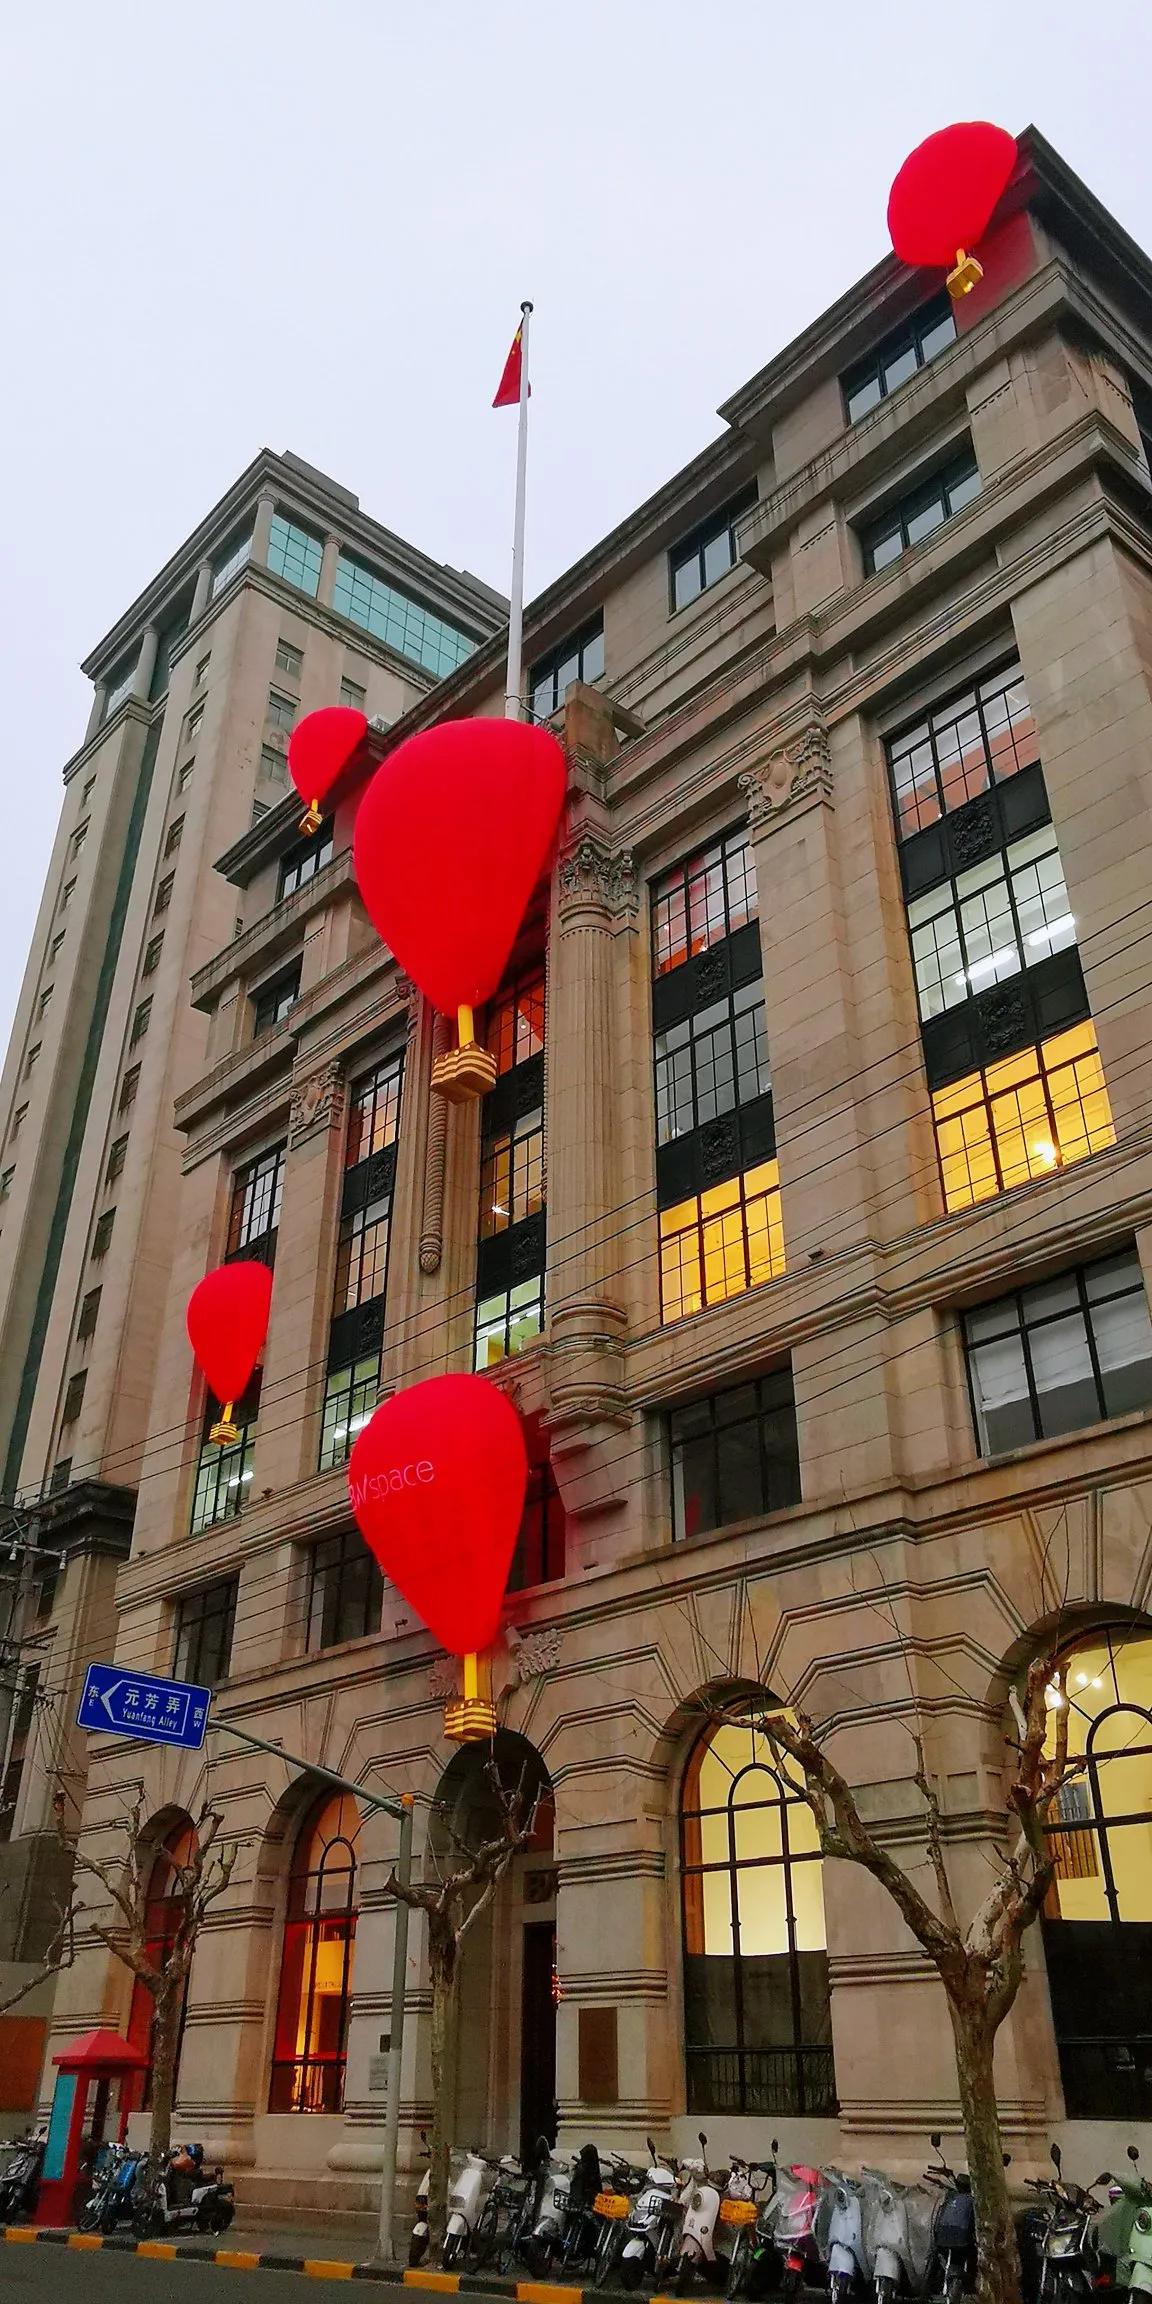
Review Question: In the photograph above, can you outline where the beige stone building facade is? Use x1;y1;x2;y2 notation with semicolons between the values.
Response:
5;127;1152;2200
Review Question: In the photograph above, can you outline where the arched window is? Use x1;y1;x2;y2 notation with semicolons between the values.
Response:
269;1791;360;2113
126;1818;196;2109
681;1715;835;2116
1040;1627;1152;2118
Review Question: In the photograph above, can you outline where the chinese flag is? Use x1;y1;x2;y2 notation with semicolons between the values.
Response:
493;322;529;409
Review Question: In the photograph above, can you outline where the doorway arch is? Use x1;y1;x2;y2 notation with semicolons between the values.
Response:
427;1731;555;2160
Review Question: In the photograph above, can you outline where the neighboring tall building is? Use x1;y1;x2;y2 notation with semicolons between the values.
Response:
6;127;1152;2195
0;455;503;2088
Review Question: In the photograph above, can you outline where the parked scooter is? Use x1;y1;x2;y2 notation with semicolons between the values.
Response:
78;2142;148;2234
861;2165;937;2304
615;2139;681;2291
131;2144;234;2237
469;2152;534;2273
442;2147;496;2269
408;2131;431;2267
824;2167;871;2304
1096;2145;1152;2301
0;2130;46;2222
591;2152;643;2290
1023;2146;1107;2303
762;2158;826;2302
521;2144;578;2275
675;2138;759;2293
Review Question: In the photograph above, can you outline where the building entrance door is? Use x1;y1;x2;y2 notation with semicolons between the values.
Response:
520;1920;556;2164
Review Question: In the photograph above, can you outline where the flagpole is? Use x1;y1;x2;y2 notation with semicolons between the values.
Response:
504;299;533;721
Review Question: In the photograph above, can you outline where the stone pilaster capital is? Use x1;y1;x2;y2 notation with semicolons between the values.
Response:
289;1058;345;1144
557;835;638;924
740;717;833;829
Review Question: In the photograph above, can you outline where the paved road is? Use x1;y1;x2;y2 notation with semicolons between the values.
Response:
0;2245;411;2302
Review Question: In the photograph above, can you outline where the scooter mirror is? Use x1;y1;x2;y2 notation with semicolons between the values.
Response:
930;2133;942;2151
648;2138;657;2160
772;2139;779;2159
1129;2146;1141;2165
699;2132;708;2155
1051;2145;1062;2174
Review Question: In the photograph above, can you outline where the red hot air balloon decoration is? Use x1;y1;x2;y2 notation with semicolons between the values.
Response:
186;1261;273;1444
287;706;368;835
888;122;1017;301
348;1373;528;1740
353;717;566;1103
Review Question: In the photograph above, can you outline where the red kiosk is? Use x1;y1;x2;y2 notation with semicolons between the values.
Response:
35;2028;148;2226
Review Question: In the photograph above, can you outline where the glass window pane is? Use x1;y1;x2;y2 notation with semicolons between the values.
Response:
869;526;904;571
905;493;947;545
883;345;919;393
1094;1293;1152;1416
970;1335;1034;1451
674;556;702;609
919;313;957;361
847;374;883;422
1030;1312;1099;1437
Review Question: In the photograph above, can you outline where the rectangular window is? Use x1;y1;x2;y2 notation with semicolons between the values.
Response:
38;988;52;1020
191;1403;256;1533
0;1664;40;1842
332;553;477;679
339;676;366;710
529;617;604;721
652;828;757;977
184;703;204;742
474;1277;546;1369
164;816;184;856
655;980;769;1145
72;823;88;859
77;1287;101;1342
10;1105;26;1138
670;488;757;611
932;1023;1116;1213
275;637;304;677
345;1052;404;1167
211;529;252;596
267;687;297;733
60;879;75;913
92;1209;115;1259
908;825;1076;1022
106;1135;128;1183
260;742;288;785
963;1249;1152;1455
177;759;194;792
479;1107;543;1237
173;1577;238;1686
887;660;1038;844
860;449;981;576
279;830;333;899
48;1460;71;1496
252;966;301;1036
485;969;545;1077
130;997;152;1045
670;1366;800;1539
49;934;65;965
143;933;164;977
194;654;211;688
154;874;174;916
267;514;323;598
509;1461;566;1591
61;1371;87;1425
118;1065;140;1114
0;1169;12;1203
307;1528;383;1649
227;1143;285;1260
842;293;957;423
659;1160;785;1324
318;1356;380;1470
81;776;96;804
24;1044;39;1078
333;1195;393;1313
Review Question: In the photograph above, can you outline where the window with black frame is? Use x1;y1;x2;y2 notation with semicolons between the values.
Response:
226;1143;285;1264
670;1369;800;1539
859;449;981;576
474;967;547;1367
509;1456;566;1591
529;618;604;721
962;1249;1152;1455
681;1713;835;2117
307;1527;384;1649
318;1050;404;1470
669;488;757;611
883;661;1116;1214
190;1379;258;1533
1037;1627;1152;2119
650;830;783;1324
173;1577;238;1686
279;831;334;902
252;966;300;1037
841;293;956;423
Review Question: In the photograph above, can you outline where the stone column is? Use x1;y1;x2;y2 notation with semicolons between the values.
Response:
553;1758;672;2158
251;493;277;568
255;1058;349;1495
190;560;213;623
84;684;107;743
131;625;159;701
319;534;341;608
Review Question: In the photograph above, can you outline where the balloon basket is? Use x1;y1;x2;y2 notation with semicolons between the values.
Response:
946;248;983;300
443;1693;498;1743
209;1415;240;1446
431;1043;497;1105
298;801;323;835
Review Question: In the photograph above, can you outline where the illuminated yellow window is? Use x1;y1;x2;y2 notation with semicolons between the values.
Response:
659;1159;785;1323
933;1022;1115;1213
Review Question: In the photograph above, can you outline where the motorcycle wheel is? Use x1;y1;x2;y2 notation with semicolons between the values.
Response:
132;2199;164;2240
944;2273;965;2304
781;2267;804;2303
408;2233;429;2269
875;2279;897;2304
676;2248;699;2295
727;2233;750;2300
469;2201;501;2271
77;2198;105;2235
618;2254;644;2291
440;2232;463;2271
594;2227;624;2291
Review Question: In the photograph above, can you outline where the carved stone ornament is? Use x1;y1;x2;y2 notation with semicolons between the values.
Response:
739;719;833;828
290;1061;345;1143
505;1623;563;1682
393;971;422;1037
557;837;638;922
428;1655;460;1703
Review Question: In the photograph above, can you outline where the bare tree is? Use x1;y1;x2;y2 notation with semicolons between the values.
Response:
0;1888;77;2016
57;1788;237;2161
704;1645;1078;2304
387;1759;543;2255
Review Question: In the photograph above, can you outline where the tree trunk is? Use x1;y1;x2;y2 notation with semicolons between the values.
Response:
947;1987;1021;2304
426;1927;459;2254
148;1985;182;2163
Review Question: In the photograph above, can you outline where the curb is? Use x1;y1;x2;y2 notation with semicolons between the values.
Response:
1;2228;615;2296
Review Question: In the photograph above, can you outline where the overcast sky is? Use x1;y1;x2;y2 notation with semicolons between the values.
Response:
2;0;1150;1059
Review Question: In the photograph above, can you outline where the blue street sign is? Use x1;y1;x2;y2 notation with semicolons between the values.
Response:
77;1662;212;1750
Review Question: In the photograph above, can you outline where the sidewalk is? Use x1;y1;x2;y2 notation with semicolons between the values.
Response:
1;2222;598;2298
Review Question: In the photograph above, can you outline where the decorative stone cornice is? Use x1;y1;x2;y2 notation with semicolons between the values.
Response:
739;717;833;828
289;1058;345;1144
557;836;638;923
